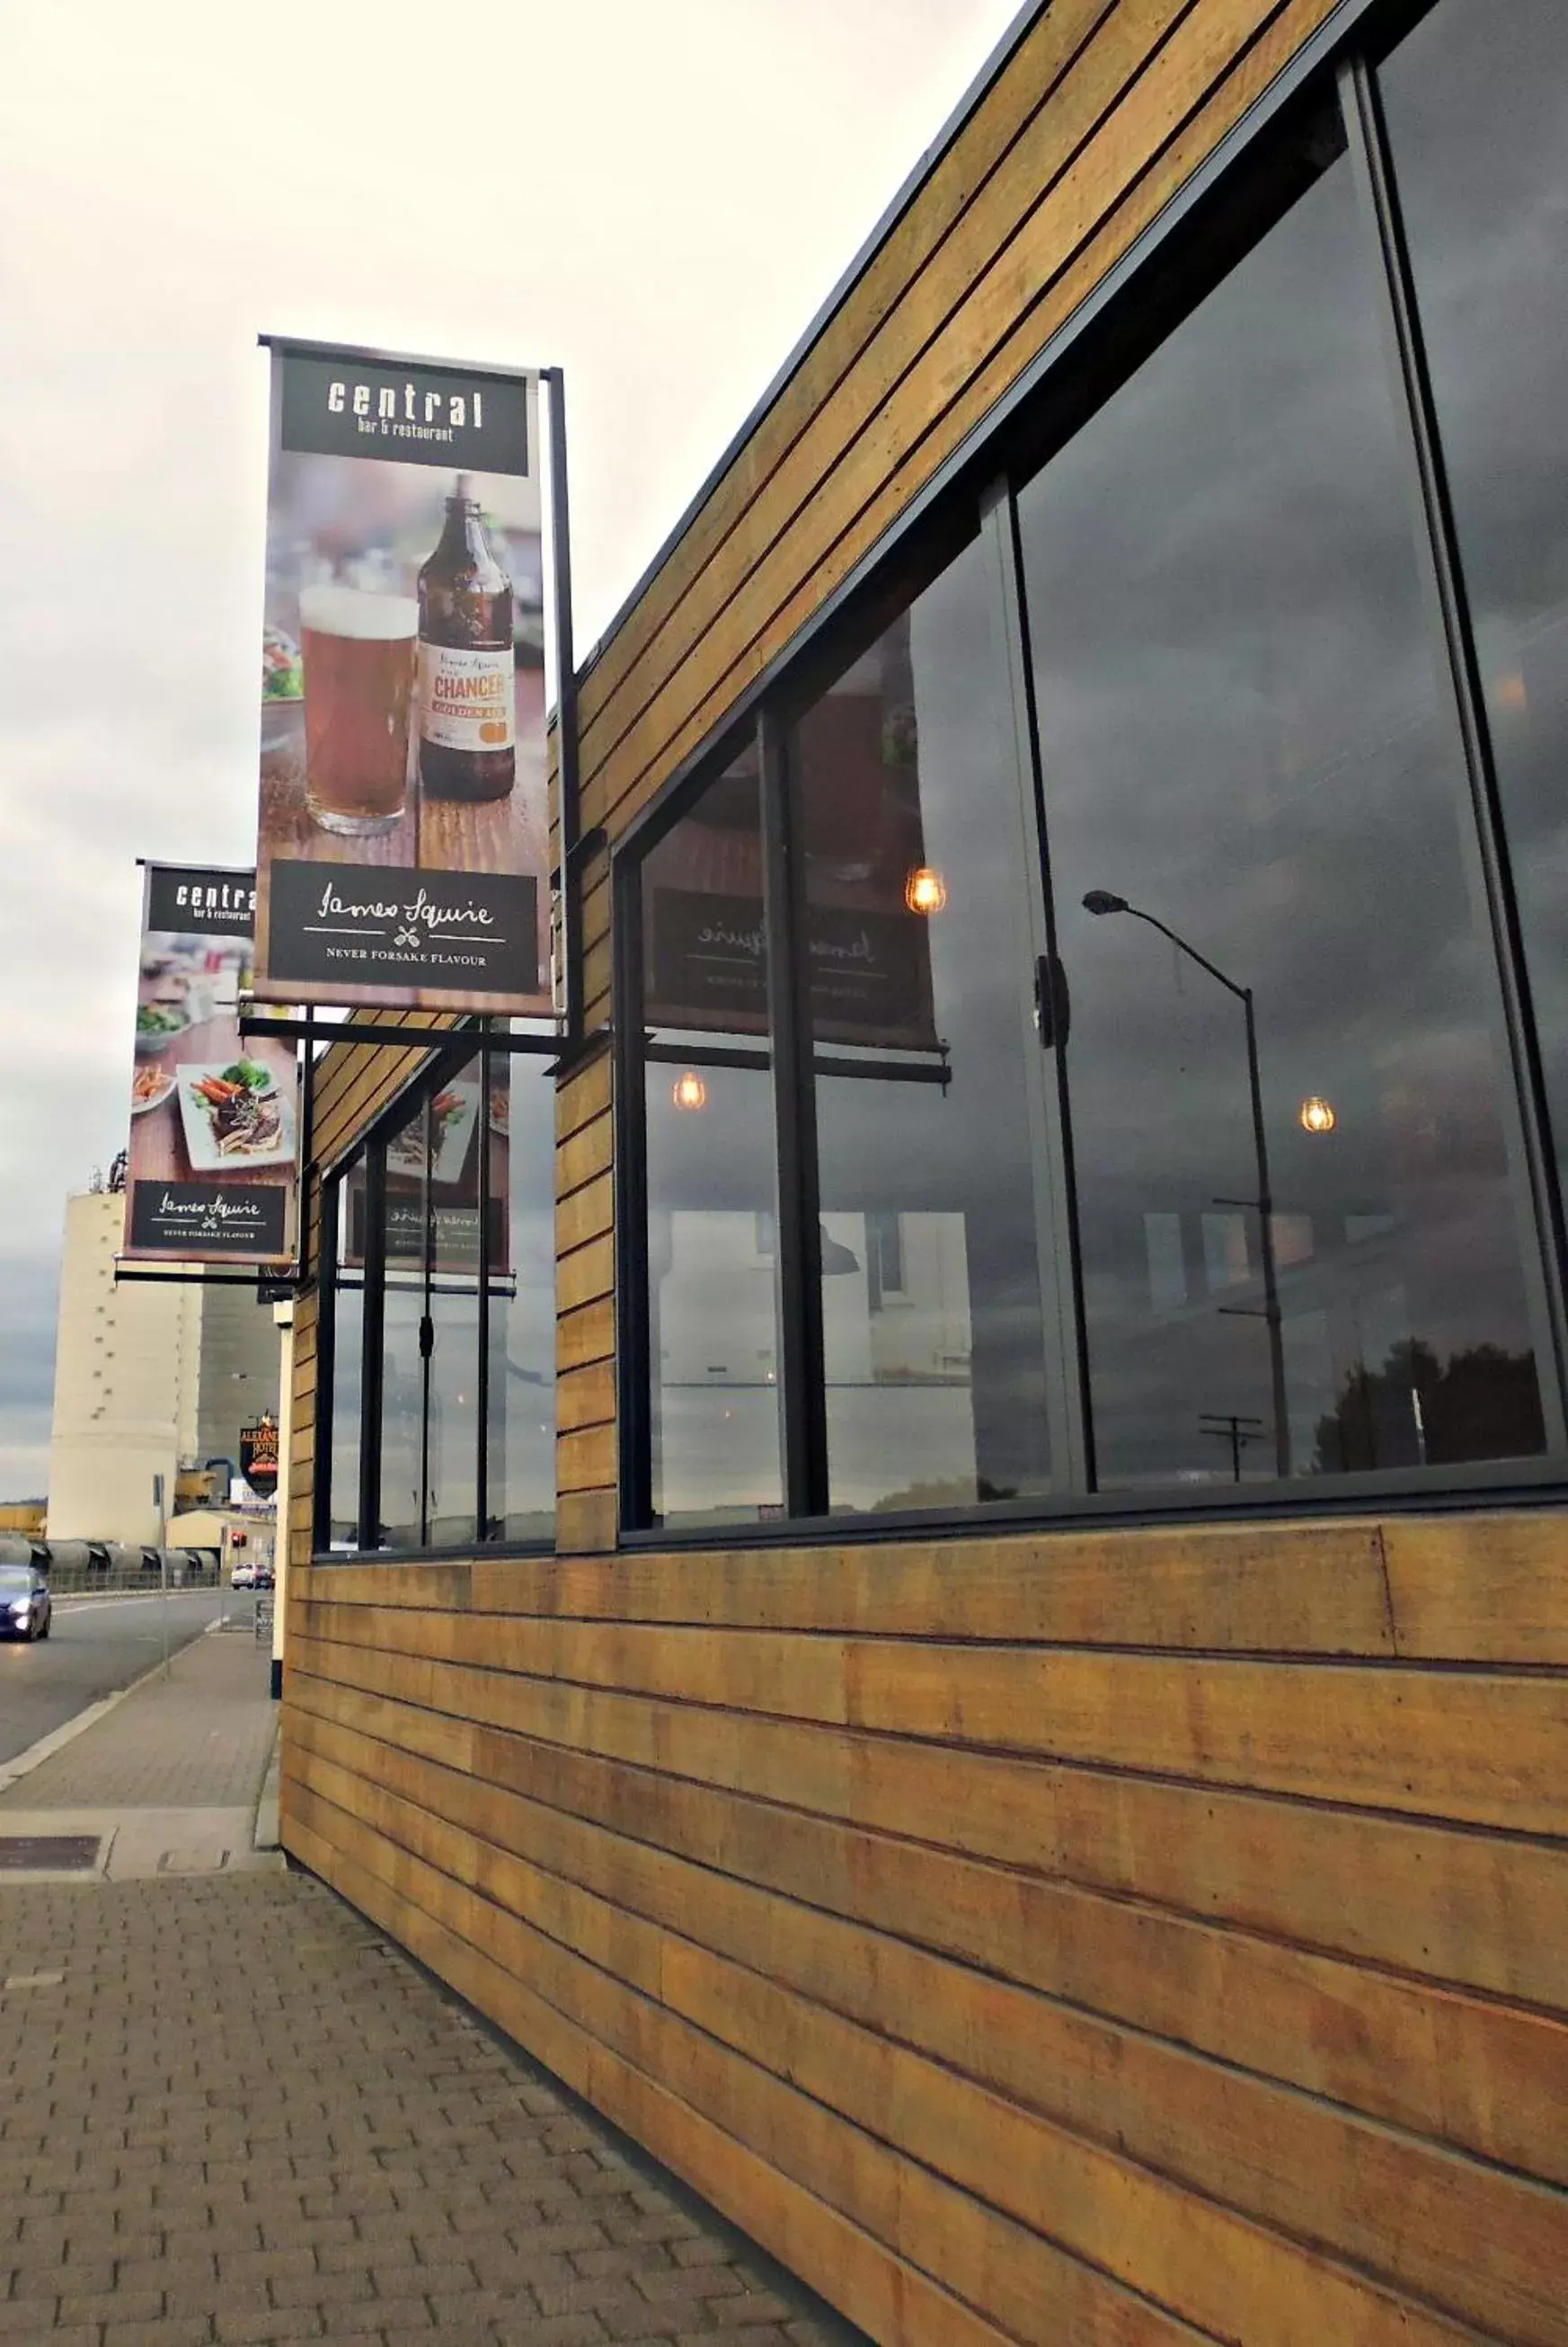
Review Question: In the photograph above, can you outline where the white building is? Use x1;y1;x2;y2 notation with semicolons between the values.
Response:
45;1188;280;1544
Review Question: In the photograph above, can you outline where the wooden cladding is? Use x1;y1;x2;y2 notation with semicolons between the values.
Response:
555;1045;616;1509
279;1508;1568;1660
283;1506;1568;2344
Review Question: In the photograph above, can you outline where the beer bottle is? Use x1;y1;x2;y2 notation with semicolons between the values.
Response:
417;474;516;802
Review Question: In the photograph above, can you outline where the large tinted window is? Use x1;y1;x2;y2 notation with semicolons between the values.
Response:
1016;110;1550;1486
790;534;1064;1513
378;1094;429;1546
318;1038;556;1555
1380;0;1568;1207
326;1167;364;1547
639;751;784;1526
489;1050;557;1541
425;1053;483;1547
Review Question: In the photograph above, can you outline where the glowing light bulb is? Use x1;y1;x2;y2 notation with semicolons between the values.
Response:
904;865;947;915
672;1070;707;1112
1298;1095;1336;1135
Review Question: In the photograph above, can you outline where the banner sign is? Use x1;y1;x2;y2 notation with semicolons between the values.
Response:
252;338;551;1016
122;863;297;1264
650;889;935;1039
345;1060;511;1280
239;1416;279;1498
642;619;938;1051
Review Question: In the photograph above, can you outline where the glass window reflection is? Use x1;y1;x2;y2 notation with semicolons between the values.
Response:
640;749;786;1525
488;1047;557;1541
319;1040;557;1558
378;1095;428;1545
1380;0;1568;1220
327;1165;364;1548
791;535;1061;1514
424;1054;483;1548
1017;117;1550;1486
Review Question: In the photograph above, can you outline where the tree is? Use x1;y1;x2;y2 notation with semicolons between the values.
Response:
1314;1338;1544;1473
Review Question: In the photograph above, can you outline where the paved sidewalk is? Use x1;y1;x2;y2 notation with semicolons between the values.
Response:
0;1626;281;1884
1;1630;279;1811
0;1634;859;2344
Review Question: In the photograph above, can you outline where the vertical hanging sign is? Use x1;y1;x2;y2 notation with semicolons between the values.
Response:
123;864;298;1262
252;339;553;1016
239;1415;280;1498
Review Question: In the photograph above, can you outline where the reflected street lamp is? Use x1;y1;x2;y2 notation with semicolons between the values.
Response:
1084;890;1290;1479
904;864;948;915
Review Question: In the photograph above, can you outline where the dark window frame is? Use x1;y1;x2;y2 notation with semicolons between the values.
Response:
612;0;1568;1543
311;1024;561;1564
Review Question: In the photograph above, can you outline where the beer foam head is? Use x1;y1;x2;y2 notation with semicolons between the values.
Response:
298;585;417;640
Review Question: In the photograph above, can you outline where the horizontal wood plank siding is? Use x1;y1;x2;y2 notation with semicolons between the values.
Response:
285;1740;1552;2347
292;1605;1568;1832
284;1509;1568;2343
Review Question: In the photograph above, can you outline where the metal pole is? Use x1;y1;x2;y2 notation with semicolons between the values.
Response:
760;708;829;1519
544;368;581;1041
1243;988;1290;1479
271;1301;294;1700
1090;898;1293;1479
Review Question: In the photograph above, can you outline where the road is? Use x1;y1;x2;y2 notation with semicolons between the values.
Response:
0;1589;226;1770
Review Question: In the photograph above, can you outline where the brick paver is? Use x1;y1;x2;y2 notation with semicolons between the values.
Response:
0;1703;862;2343
0;1634;279;1813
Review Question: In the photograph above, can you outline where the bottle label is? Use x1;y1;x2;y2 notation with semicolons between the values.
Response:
418;642;515;752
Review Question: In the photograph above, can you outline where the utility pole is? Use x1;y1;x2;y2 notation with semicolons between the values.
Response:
1084;891;1291;1476
1200;1412;1264;1483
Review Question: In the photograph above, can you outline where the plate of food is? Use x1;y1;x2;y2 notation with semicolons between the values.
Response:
430;1084;481;1182
176;1059;294;1172
385;1120;427;1181
131;1065;175;1117
136;999;191;1056
384;1084;481;1185
487;1083;509;1139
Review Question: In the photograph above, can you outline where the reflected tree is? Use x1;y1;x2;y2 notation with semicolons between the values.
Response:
1313;1339;1543;1471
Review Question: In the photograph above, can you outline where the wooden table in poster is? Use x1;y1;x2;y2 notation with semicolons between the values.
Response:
256;666;551;1015
126;1011;297;1251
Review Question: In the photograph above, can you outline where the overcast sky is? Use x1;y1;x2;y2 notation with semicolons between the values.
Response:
0;0;1021;1499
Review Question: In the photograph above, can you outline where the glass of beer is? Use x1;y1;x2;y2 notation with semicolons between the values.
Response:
298;584;419;836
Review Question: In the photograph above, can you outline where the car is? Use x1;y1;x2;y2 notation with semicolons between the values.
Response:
0;1564;51;1641
230;1559;258;1590
252;1564;276;1590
